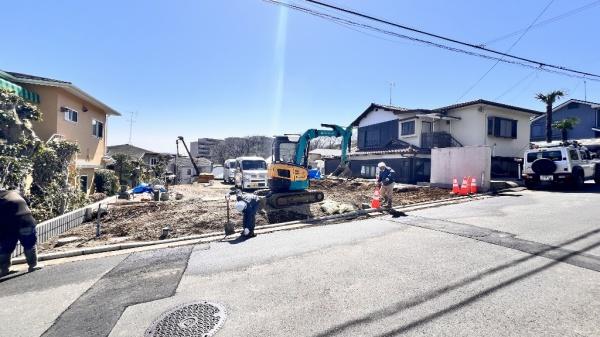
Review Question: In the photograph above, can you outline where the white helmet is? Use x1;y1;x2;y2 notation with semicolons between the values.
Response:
235;200;246;212
377;162;386;168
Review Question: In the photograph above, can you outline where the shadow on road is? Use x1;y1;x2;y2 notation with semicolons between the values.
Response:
527;181;600;194
312;227;600;337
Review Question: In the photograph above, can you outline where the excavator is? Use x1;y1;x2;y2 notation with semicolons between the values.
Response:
265;124;353;208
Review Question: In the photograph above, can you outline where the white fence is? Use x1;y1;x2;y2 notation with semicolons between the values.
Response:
11;196;117;258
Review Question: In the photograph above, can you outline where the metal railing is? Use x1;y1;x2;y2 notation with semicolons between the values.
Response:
420;132;463;149
11;196;117;258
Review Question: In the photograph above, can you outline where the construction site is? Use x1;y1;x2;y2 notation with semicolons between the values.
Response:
38;179;457;254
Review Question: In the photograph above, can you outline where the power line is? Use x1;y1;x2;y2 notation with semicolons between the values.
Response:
483;0;600;46
456;0;555;101
267;0;600;80
495;70;537;100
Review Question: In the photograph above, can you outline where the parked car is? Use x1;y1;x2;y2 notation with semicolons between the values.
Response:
223;159;237;184
211;165;224;180
234;156;268;190
523;144;600;189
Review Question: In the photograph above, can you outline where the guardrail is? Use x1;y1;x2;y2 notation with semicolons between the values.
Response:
11;196;117;258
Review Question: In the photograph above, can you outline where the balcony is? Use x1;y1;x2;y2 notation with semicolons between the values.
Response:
420;131;462;149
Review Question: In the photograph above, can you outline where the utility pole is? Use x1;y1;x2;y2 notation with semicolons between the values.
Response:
388;82;396;106
175;139;179;184
127;111;137;144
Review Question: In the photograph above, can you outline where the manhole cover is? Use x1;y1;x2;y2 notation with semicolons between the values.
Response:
145;301;226;337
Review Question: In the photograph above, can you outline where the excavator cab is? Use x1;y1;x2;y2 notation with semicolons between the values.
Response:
269;135;310;193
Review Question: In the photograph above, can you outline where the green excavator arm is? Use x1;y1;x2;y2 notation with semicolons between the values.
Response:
293;124;353;172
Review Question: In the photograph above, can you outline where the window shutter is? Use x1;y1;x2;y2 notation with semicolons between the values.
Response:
511;120;517;138
487;117;493;135
493;117;501;137
358;128;366;149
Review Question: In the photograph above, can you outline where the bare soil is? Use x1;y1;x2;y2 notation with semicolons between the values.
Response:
39;179;455;253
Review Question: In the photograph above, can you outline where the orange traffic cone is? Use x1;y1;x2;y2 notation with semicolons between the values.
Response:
451;177;460;194
460;176;470;195
371;188;381;208
470;177;478;194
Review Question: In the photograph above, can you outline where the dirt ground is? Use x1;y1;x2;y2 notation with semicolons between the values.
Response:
39;179;456;253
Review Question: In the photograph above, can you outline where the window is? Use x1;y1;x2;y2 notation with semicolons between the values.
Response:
569;149;580;161
241;160;267;170
187;168;192;175
400;120;415;136
150;157;158;166
360;165;377;178
526;151;562;163
63;107;78;123
79;175;88;193
488;117;517;138
92;120;104;138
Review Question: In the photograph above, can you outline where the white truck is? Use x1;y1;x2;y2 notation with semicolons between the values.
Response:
523;144;600;189
234;156;268;190
223;159;237;184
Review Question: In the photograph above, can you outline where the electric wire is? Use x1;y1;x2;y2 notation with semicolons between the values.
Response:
263;0;600;81
455;0;555;101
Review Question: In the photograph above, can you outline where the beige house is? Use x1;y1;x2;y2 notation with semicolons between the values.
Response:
0;70;121;194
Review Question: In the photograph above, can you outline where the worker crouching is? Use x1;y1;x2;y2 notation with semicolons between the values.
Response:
234;192;261;239
0;190;41;277
377;162;396;209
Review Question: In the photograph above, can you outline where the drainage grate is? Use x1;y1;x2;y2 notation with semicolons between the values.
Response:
145;301;226;337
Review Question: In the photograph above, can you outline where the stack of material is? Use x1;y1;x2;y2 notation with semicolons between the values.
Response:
197;173;215;183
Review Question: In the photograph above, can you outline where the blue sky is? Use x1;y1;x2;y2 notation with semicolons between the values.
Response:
2;0;599;152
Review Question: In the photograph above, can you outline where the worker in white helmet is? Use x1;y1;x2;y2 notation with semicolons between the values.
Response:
377;162;396;209
234;191;261;239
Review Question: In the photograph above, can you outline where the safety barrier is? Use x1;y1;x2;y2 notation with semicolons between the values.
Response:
11;196;117;258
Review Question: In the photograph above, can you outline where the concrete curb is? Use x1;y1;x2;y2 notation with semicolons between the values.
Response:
12;193;488;265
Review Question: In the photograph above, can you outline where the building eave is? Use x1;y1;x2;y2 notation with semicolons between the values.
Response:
0;70;121;116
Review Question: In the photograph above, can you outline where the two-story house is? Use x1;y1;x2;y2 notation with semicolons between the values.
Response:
349;99;542;183
530;99;600;150
0;70;121;194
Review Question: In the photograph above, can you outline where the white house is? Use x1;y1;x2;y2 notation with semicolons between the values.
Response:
169;157;212;184
347;99;542;182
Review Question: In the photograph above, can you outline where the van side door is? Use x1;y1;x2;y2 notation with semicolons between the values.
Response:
578;149;594;179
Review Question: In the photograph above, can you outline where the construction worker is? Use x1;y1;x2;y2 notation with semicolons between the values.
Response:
377;162;396;209
0;190;41;277
234;191;261;239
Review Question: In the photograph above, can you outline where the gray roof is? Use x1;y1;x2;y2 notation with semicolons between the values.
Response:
107;144;158;160
351;99;542;126
6;71;71;84
170;156;212;167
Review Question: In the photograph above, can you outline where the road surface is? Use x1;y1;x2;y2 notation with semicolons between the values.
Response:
1;183;599;337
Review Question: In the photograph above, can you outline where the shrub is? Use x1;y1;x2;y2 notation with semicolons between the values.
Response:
94;169;118;195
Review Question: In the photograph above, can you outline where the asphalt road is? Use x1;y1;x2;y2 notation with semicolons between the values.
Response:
1;184;600;337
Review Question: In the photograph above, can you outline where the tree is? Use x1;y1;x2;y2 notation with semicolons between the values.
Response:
210;136;272;164
152;154;171;178
535;90;565;143
112;153;135;186
552;117;579;143
1;88;87;220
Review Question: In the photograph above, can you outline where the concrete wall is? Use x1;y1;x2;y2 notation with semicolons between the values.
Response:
430;146;491;191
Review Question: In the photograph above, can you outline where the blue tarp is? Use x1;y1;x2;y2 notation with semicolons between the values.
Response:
308;169;322;180
131;183;166;194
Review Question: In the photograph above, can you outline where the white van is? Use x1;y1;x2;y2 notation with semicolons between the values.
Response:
234;156;268;190
223;159;237;184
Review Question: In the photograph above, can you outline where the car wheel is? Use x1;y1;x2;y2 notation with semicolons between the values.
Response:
573;172;585;189
524;179;537;190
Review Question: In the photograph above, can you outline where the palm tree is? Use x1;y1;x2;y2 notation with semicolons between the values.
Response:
552;117;579;143
535;90;565;143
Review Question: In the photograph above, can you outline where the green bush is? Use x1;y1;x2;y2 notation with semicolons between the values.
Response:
94;169;118;195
